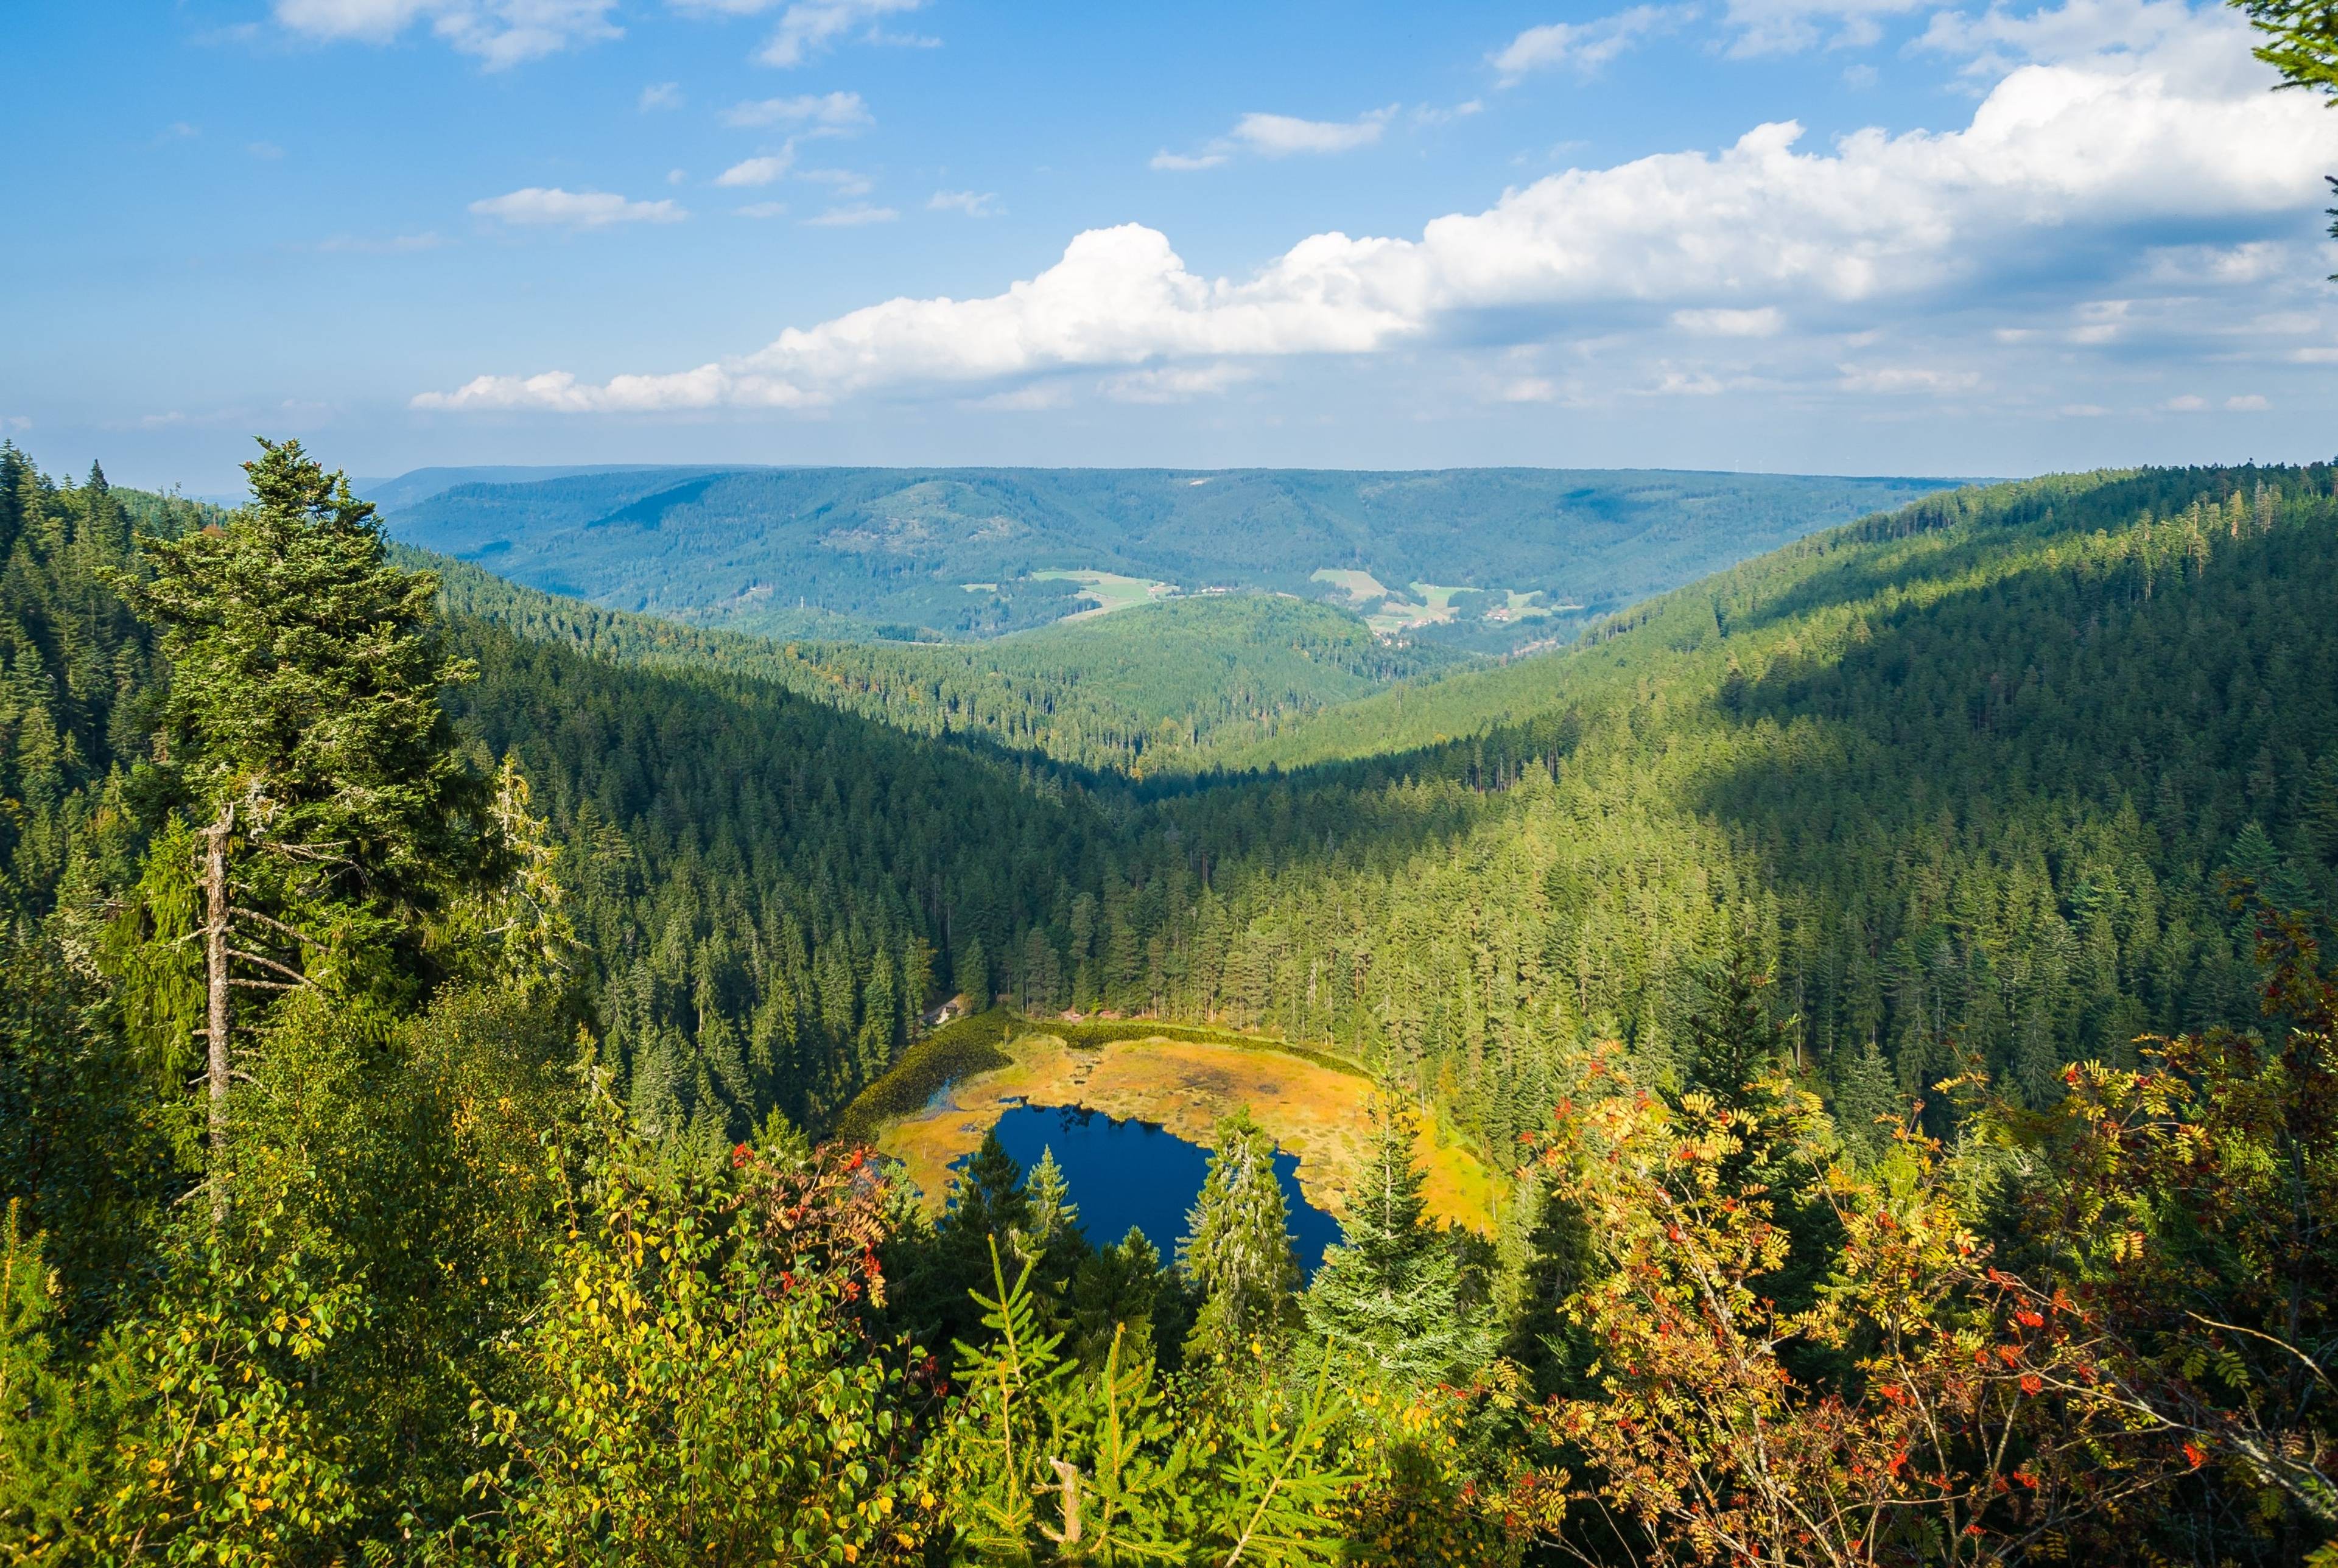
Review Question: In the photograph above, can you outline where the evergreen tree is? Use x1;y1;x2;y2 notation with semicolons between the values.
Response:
1067;1225;1168;1368
1179;1109;1299;1367
119;438;495;1187
1301;1096;1492;1384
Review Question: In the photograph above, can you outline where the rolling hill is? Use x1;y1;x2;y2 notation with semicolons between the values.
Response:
377;464;1959;649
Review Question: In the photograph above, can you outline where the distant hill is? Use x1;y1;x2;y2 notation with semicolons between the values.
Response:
373;465;1960;651
419;547;1462;774
351;464;675;513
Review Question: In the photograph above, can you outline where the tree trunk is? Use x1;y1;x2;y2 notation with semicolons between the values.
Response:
202;800;233;1219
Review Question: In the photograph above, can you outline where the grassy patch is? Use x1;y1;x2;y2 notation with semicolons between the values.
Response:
829;1008;1017;1146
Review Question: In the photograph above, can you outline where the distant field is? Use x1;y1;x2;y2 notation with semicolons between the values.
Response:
1031;568;1178;620
867;1024;1498;1234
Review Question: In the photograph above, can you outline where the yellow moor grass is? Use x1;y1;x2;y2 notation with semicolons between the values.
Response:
873;1028;1498;1234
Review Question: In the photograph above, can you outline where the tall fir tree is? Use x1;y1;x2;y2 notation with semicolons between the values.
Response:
1301;1096;1492;1384
1179;1108;1299;1367
118;438;496;1192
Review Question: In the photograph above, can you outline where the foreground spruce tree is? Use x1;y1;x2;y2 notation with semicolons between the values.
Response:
117;438;493;1190
1180;1108;1300;1367
1302;1096;1491;1385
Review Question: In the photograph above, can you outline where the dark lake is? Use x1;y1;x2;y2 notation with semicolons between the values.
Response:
975;1103;1344;1273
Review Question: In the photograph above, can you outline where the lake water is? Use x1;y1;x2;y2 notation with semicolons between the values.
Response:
976;1103;1344;1273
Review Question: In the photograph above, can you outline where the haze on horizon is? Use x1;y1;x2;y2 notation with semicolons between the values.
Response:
4;0;2333;495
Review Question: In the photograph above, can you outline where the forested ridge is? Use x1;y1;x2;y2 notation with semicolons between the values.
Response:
2;435;2336;1564
428;550;1462;775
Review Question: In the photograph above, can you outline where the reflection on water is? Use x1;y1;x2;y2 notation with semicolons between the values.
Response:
968;1103;1344;1274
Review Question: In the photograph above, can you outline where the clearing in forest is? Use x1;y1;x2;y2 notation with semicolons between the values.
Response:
871;1025;1499;1234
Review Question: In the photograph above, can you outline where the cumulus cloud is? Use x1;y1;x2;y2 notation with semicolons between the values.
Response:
1492;7;1690;82
1150;149;1232;172
721;90;871;128
1231;108;1397;155
1673;306;1786;336
716;154;793;187
1154;107;1397;170
930;189;1003;217
470;187;686;226
418;2;2337;413
748;0;925;66
639;81;683;111
1723;0;1929;54
273;0;618;66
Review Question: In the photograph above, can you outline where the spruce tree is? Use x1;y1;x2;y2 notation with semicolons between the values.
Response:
1302;1096;1491;1384
1068;1225;1168;1367
121;438;492;1193
1179;1109;1299;1366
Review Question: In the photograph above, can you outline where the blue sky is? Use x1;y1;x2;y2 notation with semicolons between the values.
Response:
4;0;2333;494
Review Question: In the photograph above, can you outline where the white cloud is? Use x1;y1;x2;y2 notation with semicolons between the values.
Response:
1672;306;1785;336
930;189;1003;217
1415;99;1486;125
273;0;618;66
801;167;874;196
2144;239;2288;284
1151;149;1232;172
2161;393;2207;410
1838;363;1982;393
722;90;871;128
750;0;925;66
735;201;790;218
1099;363;1255;403
1498;376;1561;402
470;187;686;227
1917;0;2196;75
1230;108;1397;156
414;366;824;411
2059;402;2110;415
2225;393;2269;410
1723;0;1928;54
418;2;2338;413
248;140;286;159
1492;7;1689;82
716;154;793;187
804;203;897;226
639;81;684;111
1155;107;1397;170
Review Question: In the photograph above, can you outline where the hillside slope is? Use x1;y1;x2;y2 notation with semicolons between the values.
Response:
423;551;1460;774
381;464;1956;648
1142;465;2338;1153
